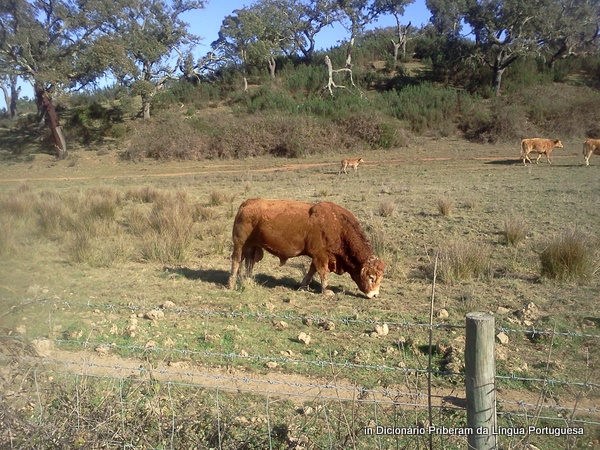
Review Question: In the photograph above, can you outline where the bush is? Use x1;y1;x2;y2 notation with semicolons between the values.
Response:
124;111;208;161
382;84;469;134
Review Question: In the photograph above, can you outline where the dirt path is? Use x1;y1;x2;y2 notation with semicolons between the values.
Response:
18;344;598;419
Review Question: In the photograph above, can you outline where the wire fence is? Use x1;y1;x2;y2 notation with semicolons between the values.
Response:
1;297;599;448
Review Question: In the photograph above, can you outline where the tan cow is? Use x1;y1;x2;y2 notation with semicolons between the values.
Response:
583;138;600;166
229;198;386;298
339;157;364;175
520;138;563;165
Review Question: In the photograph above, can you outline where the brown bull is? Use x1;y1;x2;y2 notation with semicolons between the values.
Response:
520;138;563;165
228;198;386;298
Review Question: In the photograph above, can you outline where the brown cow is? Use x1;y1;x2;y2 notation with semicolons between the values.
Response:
583;138;600;166
520;138;563;165
228;198;386;298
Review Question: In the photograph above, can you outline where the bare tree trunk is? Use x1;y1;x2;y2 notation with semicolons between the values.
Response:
390;40;400;68
38;89;67;159
345;37;355;68
0;83;9;115
1;75;21;118
267;56;276;79
492;66;505;97
142;95;151;120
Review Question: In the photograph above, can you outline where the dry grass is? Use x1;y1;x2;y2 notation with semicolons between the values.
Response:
139;198;195;264
0;141;598;450
209;189;236;207
125;185;165;203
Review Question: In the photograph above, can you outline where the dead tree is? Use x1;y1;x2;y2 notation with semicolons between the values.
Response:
323;55;361;97
391;21;411;68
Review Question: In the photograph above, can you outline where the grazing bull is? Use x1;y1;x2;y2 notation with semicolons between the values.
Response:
583;138;600;166
228;198;386;298
520;138;563;165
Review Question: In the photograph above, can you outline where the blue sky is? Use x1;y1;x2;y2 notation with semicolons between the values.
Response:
187;0;431;53
1;0;431;110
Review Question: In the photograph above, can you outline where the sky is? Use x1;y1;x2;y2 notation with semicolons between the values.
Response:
1;0;431;111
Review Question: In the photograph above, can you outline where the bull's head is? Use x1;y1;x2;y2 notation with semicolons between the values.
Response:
355;255;386;299
554;139;563;148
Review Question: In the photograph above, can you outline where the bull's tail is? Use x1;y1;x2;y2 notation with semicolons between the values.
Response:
583;140;588;156
519;140;527;157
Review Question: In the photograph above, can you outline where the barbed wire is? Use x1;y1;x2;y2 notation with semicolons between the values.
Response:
3;334;598;395
50;337;460;377
496;374;600;389
496;411;600;426
496;399;599;416
4;354;598;426
3;354;459;409
4;297;600;339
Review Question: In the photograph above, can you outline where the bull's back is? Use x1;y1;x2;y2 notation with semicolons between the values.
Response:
233;198;314;258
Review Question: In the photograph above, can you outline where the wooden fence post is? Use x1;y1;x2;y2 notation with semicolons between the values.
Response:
465;312;497;450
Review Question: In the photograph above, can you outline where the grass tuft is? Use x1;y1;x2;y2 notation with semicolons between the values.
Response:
503;215;528;246
437;240;493;284
540;229;598;282
379;201;396;217
437;197;454;216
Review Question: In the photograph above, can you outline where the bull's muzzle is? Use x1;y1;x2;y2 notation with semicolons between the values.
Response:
365;290;379;299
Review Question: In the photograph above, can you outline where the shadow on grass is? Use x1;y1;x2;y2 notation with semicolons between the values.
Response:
163;266;229;286
164;266;366;298
484;159;521;166
0;126;46;163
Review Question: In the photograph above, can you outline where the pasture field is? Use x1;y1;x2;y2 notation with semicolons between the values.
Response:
0;137;599;449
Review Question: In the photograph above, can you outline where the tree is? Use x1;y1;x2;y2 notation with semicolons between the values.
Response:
426;0;467;36
214;0;337;83
107;0;206;119
373;0;415;64
0;0;114;158
336;0;382;67
464;0;550;95
542;0;599;68
0;74;20;118
281;0;339;62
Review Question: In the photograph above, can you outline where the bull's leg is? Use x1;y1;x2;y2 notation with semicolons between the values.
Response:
535;153;542;164
229;245;243;289
317;268;334;296
311;256;334;296
546;152;552;164
299;263;317;290
585;154;590;166
244;246;264;277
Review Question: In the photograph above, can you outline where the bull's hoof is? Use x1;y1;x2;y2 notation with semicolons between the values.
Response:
298;284;309;291
323;289;335;296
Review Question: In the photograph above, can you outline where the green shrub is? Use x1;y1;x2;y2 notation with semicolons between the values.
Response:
382;84;469;134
